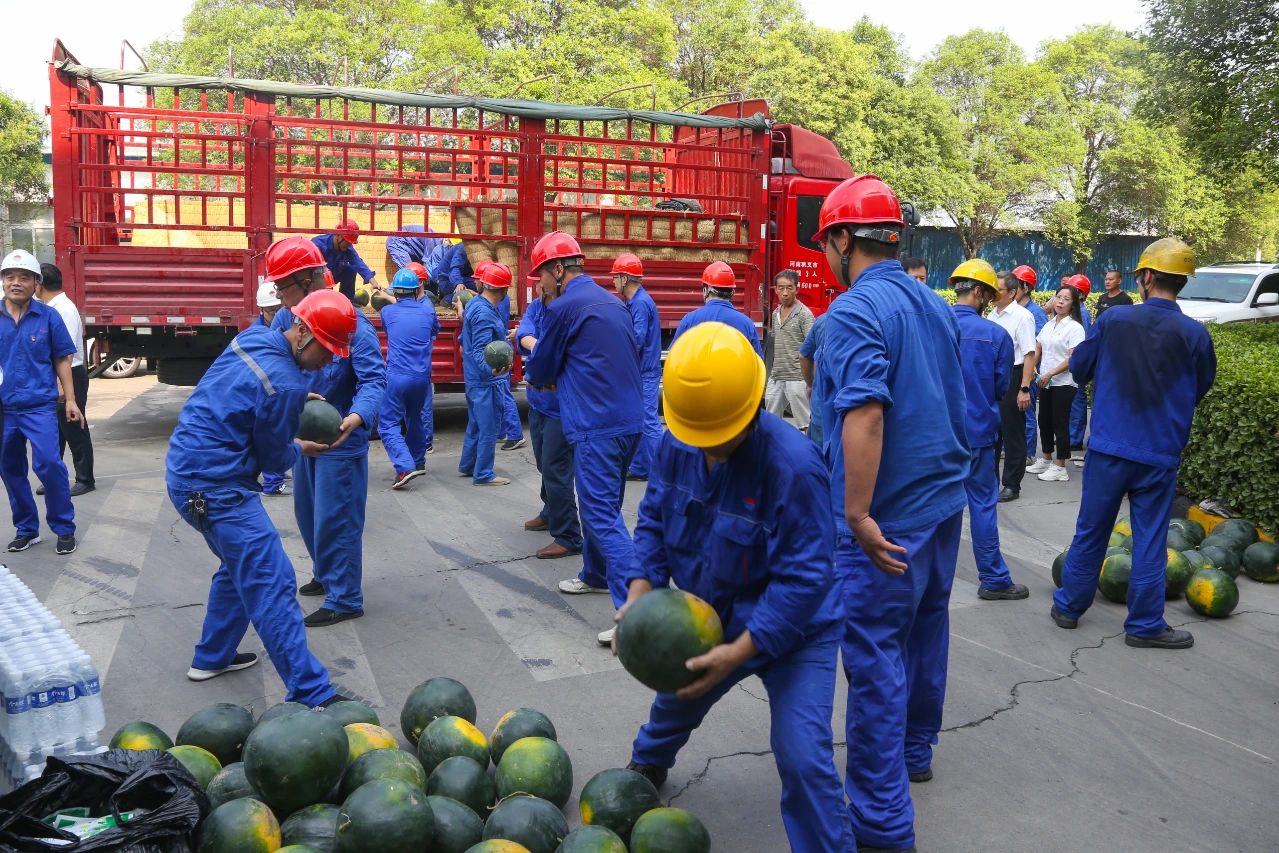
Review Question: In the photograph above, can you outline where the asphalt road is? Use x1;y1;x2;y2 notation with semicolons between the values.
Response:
4;375;1277;852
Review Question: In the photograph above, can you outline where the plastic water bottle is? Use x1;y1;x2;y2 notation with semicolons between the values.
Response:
73;653;105;737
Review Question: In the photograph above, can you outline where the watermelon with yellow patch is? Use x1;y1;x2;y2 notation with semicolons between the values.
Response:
416;715;489;774
198;797;281;853
489;708;557;765
1113;516;1132;537
109;721;172;751
464;842;531;853
579;768;660;843
616;589;724;693
168;744;222;790
1097;553;1131;604
344;723;397;765
557;826;628;853
1184;568;1239;617
1164;549;1195;599
628;807;711;853
495;736;572;808
401;677;477;745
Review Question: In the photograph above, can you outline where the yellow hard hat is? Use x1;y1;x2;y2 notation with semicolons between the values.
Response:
948;258;998;291
662;322;766;448
1135;237;1196;277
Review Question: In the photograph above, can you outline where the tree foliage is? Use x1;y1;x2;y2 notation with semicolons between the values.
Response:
0;91;46;203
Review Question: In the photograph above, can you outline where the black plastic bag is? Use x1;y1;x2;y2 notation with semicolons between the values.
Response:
0;749;208;852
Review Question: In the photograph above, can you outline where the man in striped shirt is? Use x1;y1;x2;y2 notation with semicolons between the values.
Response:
764;270;815;432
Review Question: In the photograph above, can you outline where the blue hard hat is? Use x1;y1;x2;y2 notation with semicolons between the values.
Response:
391;268;420;292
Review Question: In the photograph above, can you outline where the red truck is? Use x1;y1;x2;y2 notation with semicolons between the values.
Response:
49;41;856;385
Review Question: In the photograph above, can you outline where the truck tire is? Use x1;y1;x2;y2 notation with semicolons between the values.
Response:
157;357;213;386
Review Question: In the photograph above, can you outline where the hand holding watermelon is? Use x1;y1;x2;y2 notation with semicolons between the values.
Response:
677;633;756;700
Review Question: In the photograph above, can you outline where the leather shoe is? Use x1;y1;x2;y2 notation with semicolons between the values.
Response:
997;487;1018;503
297;579;325;596
537;542;580;560
908;767;933;783
524;515;548;531
1125;628;1194;649
1050;605;1078;629
70;482;95;496
304;607;363;627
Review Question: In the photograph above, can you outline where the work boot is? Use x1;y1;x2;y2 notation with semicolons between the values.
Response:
908;768;933;783
524;515;548;531
978;583;1030;601
187;652;259;682
305;608;364;627
1050;605;1078;629
298;579;325;596
1125;628;1194;649
626;761;668;790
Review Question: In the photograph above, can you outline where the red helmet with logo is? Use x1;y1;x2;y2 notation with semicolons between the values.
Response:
611;253;643;277
264;236;326;283
1065;273;1091;297
406;262;429;283
334;219;360;244
530;231;584;277
812;175;904;245
702;261;736;290
475;261;513;289
1011;264;1038;289
293;289;357;357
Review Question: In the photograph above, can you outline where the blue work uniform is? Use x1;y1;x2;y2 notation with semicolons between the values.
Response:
671;298;763;358
0;299;77;539
816;259;968;851
497;294;524;442
313;234;376;303
254;314;288;493
517;299;581;551
294;314;386;615
165;325;334;706
1069;304;1093;447
458;295;507;484
437;243;477;306
1022;299;1048;457
625;285;663;479
954;304;1017;592
799;314;827;452
623;414;854;853
417;294;439;452
525;273;642;607
379;297;438;475
1054;298;1215;637
386;224;449;272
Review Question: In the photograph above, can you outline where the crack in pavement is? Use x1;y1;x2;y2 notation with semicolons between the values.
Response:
735;682;768;704
436;551;545;574
666;739;849;806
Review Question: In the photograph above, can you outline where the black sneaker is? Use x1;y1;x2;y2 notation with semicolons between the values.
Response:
425;446;435;455
908;767;933;783
1125;628;1194;649
304;608;364;627
7;535;42;552
626;761;668;790
298;579;325;596
56;534;77;556
187;652;259;682
314;694;345;710
500;438;526;451
1050;605;1078;629
978;584;1030;601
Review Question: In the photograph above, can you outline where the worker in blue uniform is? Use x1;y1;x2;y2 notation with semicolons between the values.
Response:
611;253;662;480
253;280;291;497
386;224;450;280
670;261;763;357
436;242;478;308
812;176;969;853
616;321;855;853
313;219;377;303
950;260;1029;601
167;280;356;706
799;313;828;452
459;261;514;486
1;250;82;556
1012;267;1048;460
379;268;438;490
1066;273;1093;451
494;289;526;450
516;293;582;559
1053;238;1216;649
524;232;643;643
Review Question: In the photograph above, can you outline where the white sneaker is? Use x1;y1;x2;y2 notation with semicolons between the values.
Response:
1026;458;1051;474
559;578;609;595
1038;464;1069;482
597;627;615;646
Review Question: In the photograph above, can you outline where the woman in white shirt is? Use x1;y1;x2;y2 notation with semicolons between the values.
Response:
1028;287;1086;482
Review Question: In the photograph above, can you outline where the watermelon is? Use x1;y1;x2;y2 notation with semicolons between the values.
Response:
465;842;531;853
417;715;489;774
1200;543;1242;578
199;798;281;853
297;400;343;445
109;721;172;751
578;768;661;843
280;804;340;853
259;702;309;726
1105;546;1129;559
279;847;318;853
457;289;475;308
340;748;427;799
426;795;485;853
336;779;433;852
322;700;379;728
177;703;255;766
1214;518;1259;547
1169;517;1205;545
1166;526;1196;554
484;340;514;372
344;723;397;764
1113;516;1132;537
556;826;628;853
490;708;557;765
1185;568;1239;617
629;808;711;853
244;709;349;816
616;588;724;693
1164;549;1195;599
1242;541;1279;582
1182;549;1213;574
1098;553;1132;604
207;762;257;810
1200;533;1245;558
371;291;393;311
168;745;222;790
1051;548;1068;588
495;736;572;808
482;795;569;853
354;287;370;307
401;677;477;745
427;756;496;818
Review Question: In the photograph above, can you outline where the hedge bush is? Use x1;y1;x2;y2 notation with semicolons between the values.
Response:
931;289;1110;314
1180;323;1279;533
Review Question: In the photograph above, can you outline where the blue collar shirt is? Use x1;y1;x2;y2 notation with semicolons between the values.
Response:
954;304;1013;449
0;299;76;411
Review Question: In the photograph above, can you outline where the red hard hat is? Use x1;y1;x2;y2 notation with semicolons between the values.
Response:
702;261;736;290
1011;264;1038;288
612;253;643;277
293;289;357;358
406;262;429;283
334;219;360;244
264;236;326;283
1065;273;1091;297
530;231;583;276
475;260;513;289
812;175;904;245
323;269;336;289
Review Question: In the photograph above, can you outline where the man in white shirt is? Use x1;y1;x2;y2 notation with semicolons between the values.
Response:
987;272;1037;502
38;263;94;495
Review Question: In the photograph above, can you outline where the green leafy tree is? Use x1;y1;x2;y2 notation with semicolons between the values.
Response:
0;91;47;256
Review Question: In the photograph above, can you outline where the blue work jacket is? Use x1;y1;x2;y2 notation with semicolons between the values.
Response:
166;325;306;491
380;298;438;376
0;299;76;411
817;260;969;537
1069;298;1216;469
313;234;375;295
386;225;449;273
437;243;475;290
516;297;559;418
672;299;763;357
954;304;1012;449
303;313;387;459
628;286;663;375
624;412;842;660
525;274;643;442
460;294;507;387
799;313;828;450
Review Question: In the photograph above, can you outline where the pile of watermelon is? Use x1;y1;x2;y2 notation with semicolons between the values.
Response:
106;676;713;853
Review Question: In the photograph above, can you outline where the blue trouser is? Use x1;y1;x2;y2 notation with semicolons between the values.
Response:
1024;380;1038;455
1069;383;1088;448
380;372;430;474
293;453;368;613
262;471;286;491
459;382;501;483
967;445;1014;591
627;371;663;478
419;381;435;450
1053;451;1176;637
631;630;855;852
500;377;523;441
839;511;963;850
168;482;334;706
2;405;75;537
529;408;581;550
573;433;639;608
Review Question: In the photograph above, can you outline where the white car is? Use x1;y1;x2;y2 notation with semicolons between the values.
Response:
1176;262;1279;324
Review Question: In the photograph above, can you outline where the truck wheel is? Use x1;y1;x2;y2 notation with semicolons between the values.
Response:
157;357;213;386
103;357;141;379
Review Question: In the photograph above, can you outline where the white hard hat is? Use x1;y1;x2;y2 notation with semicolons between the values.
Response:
256;280;281;308
1;250;42;281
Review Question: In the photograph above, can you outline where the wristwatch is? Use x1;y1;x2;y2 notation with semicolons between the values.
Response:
1019;386;1031;393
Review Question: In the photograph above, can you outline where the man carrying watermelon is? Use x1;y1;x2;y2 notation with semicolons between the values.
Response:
378;268;439;490
458;261;515;486
1051;238;1217;648
613;321;854;853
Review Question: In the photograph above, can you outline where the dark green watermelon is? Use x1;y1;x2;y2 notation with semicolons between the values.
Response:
207;762;257;810
401;677;477;745
425;795;485;853
281;804;340;853
371;291;394;311
1214;519;1259;547
616;588;724;693
556;826;627;852
177;703;255;767
427;756;495;819
628;807;710;853
340;748;427;799
1051;548;1068;588
495;737;572;808
1182;549;1213;574
482;795;569;853
1242;541;1279;582
297;400;343;445
1098;553;1131;604
1168;517;1205;546
322;700;380;728
1166;526;1196;554
1200;543;1242;577
578;768;660;843
199;798;281;853
484;340;514;372
489;708;557;765
258;702;309;726
336;779;433;853
243;710;349;816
